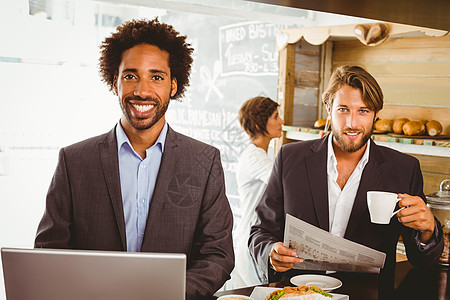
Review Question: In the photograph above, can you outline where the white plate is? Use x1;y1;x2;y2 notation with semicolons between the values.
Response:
290;275;342;291
249;287;348;300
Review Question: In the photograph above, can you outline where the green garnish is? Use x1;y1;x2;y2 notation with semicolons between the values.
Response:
310;286;333;298
271;290;286;300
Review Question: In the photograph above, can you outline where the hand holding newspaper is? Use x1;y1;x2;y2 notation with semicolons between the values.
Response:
283;214;386;273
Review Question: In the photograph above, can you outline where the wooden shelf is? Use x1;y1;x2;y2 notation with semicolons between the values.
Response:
283;126;450;158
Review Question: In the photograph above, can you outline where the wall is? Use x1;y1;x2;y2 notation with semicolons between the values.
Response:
332;35;450;135
292;39;321;127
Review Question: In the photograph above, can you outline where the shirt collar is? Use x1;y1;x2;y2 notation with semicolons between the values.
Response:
327;132;371;170
116;121;168;154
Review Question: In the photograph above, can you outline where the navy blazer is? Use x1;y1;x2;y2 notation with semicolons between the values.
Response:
35;125;234;300
249;135;443;294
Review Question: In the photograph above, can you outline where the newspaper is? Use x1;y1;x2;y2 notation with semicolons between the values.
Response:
283;214;386;273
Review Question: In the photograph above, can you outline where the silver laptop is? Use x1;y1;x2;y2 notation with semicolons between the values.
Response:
1;247;186;300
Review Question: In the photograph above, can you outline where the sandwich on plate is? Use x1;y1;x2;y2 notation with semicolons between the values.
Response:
266;286;333;300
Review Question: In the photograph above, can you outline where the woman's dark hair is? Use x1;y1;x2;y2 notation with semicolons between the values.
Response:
322;65;384;112
239;96;279;139
99;18;193;100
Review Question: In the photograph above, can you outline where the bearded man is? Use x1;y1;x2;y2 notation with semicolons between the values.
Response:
35;19;234;300
248;65;443;298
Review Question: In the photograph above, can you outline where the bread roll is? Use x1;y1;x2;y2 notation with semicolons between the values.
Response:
426;120;443;136
403;121;426;136
366;23;388;45
374;119;393;133
354;24;369;45
392;118;409;134
314;119;327;128
418;119;428;126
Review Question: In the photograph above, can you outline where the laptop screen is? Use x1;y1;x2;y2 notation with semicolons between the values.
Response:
1;247;186;300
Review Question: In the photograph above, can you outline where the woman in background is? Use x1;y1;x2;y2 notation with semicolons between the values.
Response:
233;96;284;287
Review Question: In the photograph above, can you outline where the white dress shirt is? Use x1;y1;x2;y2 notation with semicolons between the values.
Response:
327;133;370;237
116;121;167;252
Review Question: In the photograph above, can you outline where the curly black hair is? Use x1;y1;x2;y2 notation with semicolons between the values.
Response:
99;18;193;100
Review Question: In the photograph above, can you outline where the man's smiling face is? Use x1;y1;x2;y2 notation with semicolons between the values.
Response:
327;85;377;153
114;43;177;131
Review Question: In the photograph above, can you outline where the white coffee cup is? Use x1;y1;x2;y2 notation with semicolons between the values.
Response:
367;191;405;224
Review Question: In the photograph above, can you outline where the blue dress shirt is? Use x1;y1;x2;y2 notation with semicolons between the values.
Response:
116;122;167;252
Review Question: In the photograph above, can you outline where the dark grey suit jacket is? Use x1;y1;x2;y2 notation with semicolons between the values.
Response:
249;135;443;295
35;125;234;300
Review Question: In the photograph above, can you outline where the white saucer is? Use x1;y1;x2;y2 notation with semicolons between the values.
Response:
290;274;342;291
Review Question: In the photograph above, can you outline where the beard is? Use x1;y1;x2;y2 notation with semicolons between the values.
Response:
119;95;170;131
331;124;373;153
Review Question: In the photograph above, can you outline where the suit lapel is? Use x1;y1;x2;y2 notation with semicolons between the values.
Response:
345;139;386;239
99;126;127;250
305;136;329;231
143;126;179;245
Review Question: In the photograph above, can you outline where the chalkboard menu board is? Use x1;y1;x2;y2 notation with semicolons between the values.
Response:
219;22;280;75
162;13;287;213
